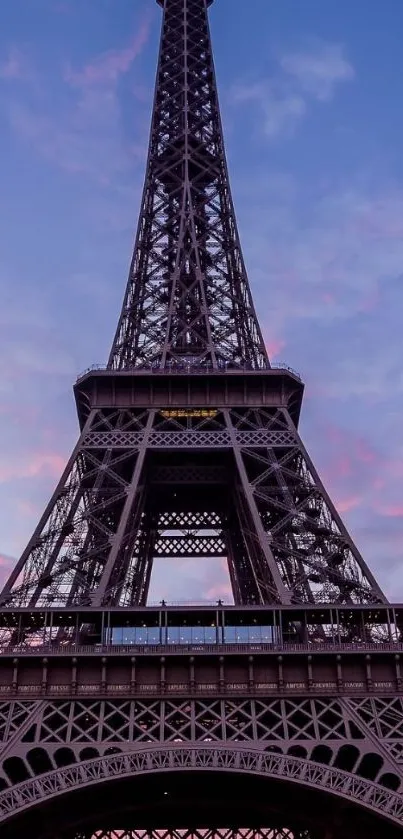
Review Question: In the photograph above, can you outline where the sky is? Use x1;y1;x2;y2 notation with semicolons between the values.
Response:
0;0;403;604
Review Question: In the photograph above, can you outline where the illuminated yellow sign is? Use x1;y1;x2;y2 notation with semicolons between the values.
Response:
161;409;218;419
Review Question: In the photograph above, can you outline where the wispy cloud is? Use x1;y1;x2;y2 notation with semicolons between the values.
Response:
233;82;306;138
64;20;150;88
230;163;403;599
0;554;16;589
0;451;66;484
232;39;354;137
0;47;31;81
302;417;403;596
279;41;354;101
236;174;403;377
266;337;286;360
148;557;233;604
2;14;151;182
8;89;129;180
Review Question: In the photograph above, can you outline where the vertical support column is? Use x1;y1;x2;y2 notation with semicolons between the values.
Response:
219;656;225;692
365;654;373;691
130;657;137;693
71;658;77;695
307;655;313;690
101;657;107;694
160;657;166;693
395;654;402;691
248;655;254;691
189;656;195;692
91;410;156;606
12;658;18;694
277;655;284;692
41;658;48;695
224;410;291;605
336;655;343;692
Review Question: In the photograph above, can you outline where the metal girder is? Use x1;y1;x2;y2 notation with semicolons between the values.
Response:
0;0;399;837
0;405;386;608
74;832;312;839
1;699;403;834
108;0;268;371
154;535;226;558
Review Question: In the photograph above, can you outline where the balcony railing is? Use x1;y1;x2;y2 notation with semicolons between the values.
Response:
76;361;302;382
0;640;402;656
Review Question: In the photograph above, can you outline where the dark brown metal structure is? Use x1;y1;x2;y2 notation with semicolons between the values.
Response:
0;0;402;836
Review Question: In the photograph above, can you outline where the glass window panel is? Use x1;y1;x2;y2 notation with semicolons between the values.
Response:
147;627;160;644
111;628;123;645
122;628;138;644
248;626;261;643
234;626;249;642
204;627;216;644
134;628;148;645
178;626;192;644
191;626;205;643
167;627;180;644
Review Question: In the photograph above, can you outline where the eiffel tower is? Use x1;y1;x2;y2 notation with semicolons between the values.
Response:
0;0;403;836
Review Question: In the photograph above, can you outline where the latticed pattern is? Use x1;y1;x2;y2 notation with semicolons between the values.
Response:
81;830;312;839
228;407;385;605
351;698;403;765
0;0;386;609
0;2;400;838
0;702;37;744
0;746;402;832
108;0;267;371
0;698;402;832
15;697;357;745
0;695;400;793
0;406;385;608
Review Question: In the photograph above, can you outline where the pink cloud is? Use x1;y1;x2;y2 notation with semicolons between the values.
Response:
325;424;378;465
206;582;233;601
0;48;27;80
355;438;376;464
17;499;42;518
316;422;403;528
334;495;361;513
0;452;66;483
317;423;380;504
64;19;151;88
378;505;403;518
0;554;15;588
266;338;286;359
358;287;380;313
6;15;152;182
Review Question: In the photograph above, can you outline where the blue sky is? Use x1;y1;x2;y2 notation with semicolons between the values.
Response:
0;0;403;603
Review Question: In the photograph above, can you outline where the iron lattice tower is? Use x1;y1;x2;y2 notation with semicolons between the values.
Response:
0;1;402;838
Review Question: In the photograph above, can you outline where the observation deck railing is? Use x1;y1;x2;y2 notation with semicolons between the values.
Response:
1;640;401;657
76;361;302;382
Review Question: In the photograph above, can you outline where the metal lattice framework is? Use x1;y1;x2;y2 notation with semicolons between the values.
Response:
0;406;385;608
0;0;400;837
77;831;312;839
0;0;387;609
0;743;402;829
108;0;268;371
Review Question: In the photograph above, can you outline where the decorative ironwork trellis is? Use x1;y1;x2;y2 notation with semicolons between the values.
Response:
0;0;400;837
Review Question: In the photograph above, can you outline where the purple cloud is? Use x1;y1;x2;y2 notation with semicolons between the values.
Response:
0;46;30;81
64;20;151;88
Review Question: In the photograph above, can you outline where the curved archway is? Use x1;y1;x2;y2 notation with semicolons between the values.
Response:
0;745;401;833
